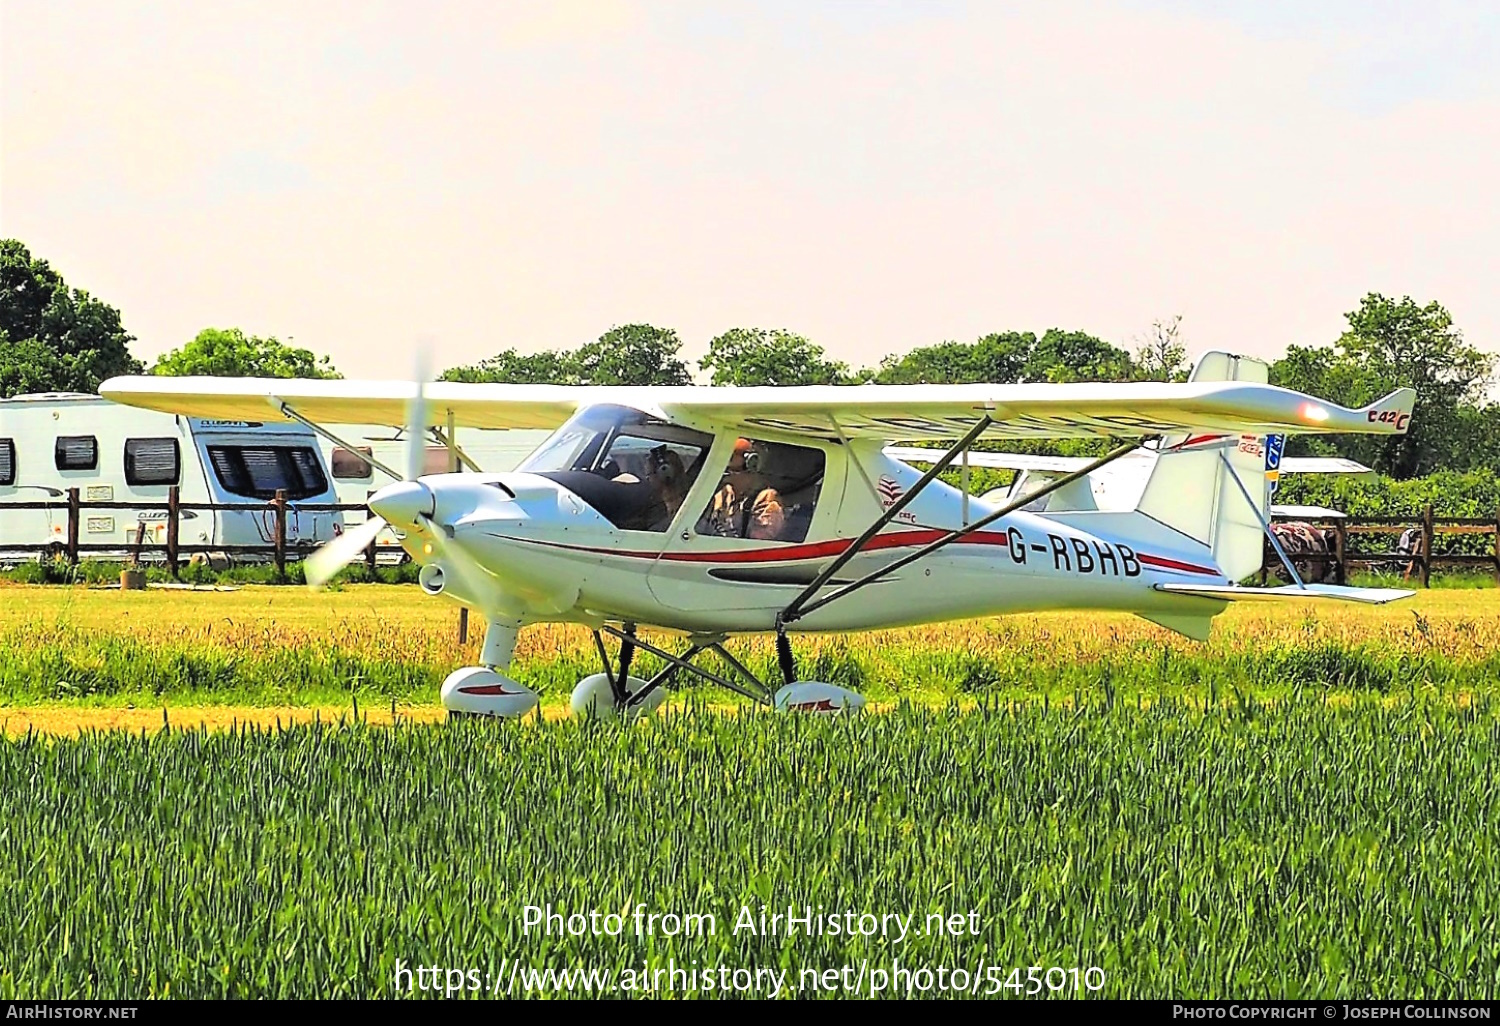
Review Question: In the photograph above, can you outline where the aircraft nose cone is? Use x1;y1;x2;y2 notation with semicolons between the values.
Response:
369;480;434;526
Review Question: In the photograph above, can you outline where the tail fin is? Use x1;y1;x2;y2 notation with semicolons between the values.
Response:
1135;351;1272;582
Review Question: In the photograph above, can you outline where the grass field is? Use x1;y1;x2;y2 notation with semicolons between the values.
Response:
2;584;1498;999
3;584;1500;721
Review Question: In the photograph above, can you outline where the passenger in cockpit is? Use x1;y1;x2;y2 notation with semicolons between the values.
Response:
615;445;689;531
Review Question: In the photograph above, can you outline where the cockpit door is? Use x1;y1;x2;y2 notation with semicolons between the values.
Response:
646;435;846;612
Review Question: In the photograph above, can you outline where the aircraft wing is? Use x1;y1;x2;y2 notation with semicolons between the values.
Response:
882;447;1092;472
1278;456;1376;477
98;376;584;431
99;376;1416;443
1271;504;1348;519
660;382;1415;441
884;449;1377;475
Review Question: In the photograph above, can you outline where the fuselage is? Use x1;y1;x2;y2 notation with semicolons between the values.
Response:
376;405;1232;635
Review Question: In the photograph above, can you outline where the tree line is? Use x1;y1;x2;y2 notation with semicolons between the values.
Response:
3;239;1494;482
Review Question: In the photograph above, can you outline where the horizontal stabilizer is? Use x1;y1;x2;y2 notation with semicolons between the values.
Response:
1137;611;1217;641
1155;583;1415;605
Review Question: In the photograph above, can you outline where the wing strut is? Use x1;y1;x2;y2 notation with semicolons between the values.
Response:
429;424;485;473
781;439;1142;625
268;398;404;481
780;416;994;626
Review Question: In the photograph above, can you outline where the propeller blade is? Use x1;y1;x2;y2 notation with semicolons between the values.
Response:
305;515;387;590
405;347;431;482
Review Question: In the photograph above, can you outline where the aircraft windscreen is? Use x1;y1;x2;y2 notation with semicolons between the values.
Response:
517;405;712;533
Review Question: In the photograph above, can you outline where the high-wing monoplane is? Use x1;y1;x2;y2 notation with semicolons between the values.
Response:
101;351;1415;719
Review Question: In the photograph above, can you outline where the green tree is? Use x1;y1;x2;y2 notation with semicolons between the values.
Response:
0;335;64;397
1025;328;1133;383
872;332;1036;384
1271;294;1494;479
151;328;341;378
441;348;578;384
700;328;851;386
0;239;142;396
573;324;691;386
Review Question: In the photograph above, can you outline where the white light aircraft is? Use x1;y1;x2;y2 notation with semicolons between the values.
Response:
100;351;1415;719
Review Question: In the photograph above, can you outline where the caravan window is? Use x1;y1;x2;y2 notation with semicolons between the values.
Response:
331;446;374;480
124;438;180;486
0;439;14;486
55;435;98;471
206;445;329;501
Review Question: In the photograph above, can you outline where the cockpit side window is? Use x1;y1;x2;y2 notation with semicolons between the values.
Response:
696;438;825;543
518;404;712;533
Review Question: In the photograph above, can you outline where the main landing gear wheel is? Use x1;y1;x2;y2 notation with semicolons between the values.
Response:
768;625;865;714
773;681;866;715
440;666;540;719
570;673;667;721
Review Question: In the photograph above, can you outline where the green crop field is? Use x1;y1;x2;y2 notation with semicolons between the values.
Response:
1;703;1497;999
2;585;1499;999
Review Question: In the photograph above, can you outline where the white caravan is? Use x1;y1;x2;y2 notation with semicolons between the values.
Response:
316;425;550;535
0;392;340;558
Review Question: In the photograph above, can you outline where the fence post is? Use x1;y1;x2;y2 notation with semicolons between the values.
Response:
365;506;378;573
1420;504;1434;588
458;608;469;645
1494;506;1499;587
66;487;80;565
1334;518;1347;586
273;489;288;580
166;486;180;577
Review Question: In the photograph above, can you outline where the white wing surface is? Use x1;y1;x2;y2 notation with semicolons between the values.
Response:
99;376;1416;443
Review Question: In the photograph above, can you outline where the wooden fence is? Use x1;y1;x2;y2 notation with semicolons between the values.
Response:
1263;505;1500;586
0;486;401;578
4;490;1498;587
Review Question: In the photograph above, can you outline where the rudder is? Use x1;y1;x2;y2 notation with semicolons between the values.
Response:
1135;351;1271;582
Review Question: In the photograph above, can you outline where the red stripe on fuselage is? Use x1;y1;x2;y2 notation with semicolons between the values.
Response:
1137;553;1219;576
492;529;1220;576
659;528;1010;563
495;528;1008;563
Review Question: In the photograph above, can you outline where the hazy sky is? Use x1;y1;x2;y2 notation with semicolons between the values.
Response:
3;0;1497;377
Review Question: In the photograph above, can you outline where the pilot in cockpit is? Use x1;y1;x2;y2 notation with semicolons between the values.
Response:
704;438;786;541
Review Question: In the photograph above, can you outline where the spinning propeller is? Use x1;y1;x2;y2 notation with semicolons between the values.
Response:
304;352;435;590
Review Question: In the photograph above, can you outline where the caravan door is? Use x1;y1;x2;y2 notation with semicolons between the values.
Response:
188;420;340;548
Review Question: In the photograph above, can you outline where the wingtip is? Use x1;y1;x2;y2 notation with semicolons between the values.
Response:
1361;387;1416;434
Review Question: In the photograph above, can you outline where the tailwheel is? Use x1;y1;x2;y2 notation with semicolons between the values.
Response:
570;673;666;721
440;666;540;719
773;681;866;715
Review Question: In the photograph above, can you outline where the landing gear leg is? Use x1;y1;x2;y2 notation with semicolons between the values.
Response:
480;618;519;669
575;623;660;720
769;619;865;715
441;614;538;719
774;618;797;687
